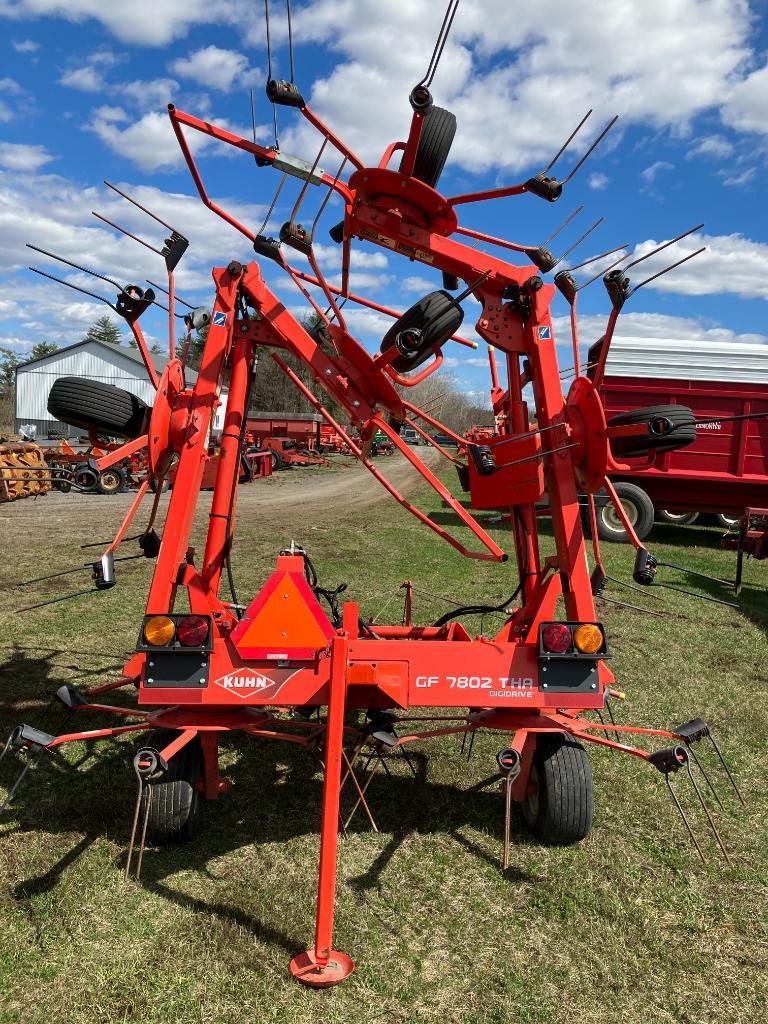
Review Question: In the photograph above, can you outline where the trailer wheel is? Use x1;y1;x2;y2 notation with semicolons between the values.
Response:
521;733;594;845
401;106;456;189
97;467;126;495
596;482;654;543
139;729;203;845
715;513;741;529
657;509;699;526
608;404;696;458
270;449;284;471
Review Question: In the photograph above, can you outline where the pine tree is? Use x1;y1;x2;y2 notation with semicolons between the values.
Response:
29;342;59;361
83;315;122;346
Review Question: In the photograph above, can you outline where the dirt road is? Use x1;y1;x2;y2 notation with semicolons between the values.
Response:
0;449;443;534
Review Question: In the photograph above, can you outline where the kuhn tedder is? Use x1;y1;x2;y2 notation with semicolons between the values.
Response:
5;0;745;988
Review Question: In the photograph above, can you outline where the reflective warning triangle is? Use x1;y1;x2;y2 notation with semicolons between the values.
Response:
231;569;334;660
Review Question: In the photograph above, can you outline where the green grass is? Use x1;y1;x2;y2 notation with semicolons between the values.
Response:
0;471;766;1024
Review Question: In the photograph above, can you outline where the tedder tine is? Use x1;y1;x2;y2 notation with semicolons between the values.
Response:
709;733;745;806
684;758;731;865
649;747;707;864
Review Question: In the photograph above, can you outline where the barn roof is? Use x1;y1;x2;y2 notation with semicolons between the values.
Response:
16;338;195;381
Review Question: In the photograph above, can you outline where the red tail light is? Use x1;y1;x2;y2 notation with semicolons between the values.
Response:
177;615;209;647
541;623;572;653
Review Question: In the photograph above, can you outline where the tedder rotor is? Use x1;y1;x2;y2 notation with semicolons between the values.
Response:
4;0;745;989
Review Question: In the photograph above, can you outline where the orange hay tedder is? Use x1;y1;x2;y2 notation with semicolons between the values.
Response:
6;0;746;989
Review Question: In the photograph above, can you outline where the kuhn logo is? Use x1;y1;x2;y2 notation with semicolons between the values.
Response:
213;668;296;700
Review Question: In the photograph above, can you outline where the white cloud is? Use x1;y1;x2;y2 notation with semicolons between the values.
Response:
401;275;436;292
12;39;38;52
121;78;179;109
60;66;104;92
721;61;768;136
0;0;255;46
626;232;768;300
686;134;734;160
0;142;55;171
641;160;674;183
553;310;767;348
281;0;754;172
588;172;610;190
722;167;756;187
170;46;255;92
0;76;31;123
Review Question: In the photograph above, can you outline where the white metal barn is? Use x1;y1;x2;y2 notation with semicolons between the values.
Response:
14;340;196;438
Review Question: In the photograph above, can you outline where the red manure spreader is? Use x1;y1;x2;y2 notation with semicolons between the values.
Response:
589;335;768;542
6;0;751;990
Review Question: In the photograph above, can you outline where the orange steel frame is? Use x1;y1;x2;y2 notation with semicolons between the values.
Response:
28;100;709;988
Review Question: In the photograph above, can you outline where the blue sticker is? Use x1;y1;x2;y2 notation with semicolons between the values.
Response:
537;325;552;340
213;311;227;327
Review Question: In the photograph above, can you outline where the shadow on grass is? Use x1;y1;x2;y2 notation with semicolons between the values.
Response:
2;665;538;955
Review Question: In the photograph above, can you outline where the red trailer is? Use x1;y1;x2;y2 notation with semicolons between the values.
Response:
588;336;768;540
246;412;328;469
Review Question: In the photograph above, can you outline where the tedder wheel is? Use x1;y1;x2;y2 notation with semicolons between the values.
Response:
269;449;284;471
521;733;594;845
73;462;98;493
402;105;456;189
595;482;654;544
47;376;151;440
607;403;696;459
97;467;126;495
657;509;699;526
139;729;203;844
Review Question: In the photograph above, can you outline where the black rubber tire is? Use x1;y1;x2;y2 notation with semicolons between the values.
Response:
97;466;126;495
48;376;151;440
596;482;654;543
73;462;98;493
657;509;699;526
402;106;456;188
380;290;463;373
608;404;696;459
149;476;168;494
269;449;284;471
521;733;594;845
139;729;203;845
714;513;741;529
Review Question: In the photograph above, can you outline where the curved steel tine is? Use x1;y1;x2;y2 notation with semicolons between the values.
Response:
103;180;182;236
685;758;731;863
28;267;119;313
579;251;630;289
568;243;628;274
26;244;123;292
708;734;745;806
146;279;195;310
561;115;619;185
624;223;704;271
541;204;583;246
687;745;724;811
258;172;288;236
633;247;705;292
92;211;163;256
310;156;348;243
556;216;604;265
665;771;706;863
543;109;592;173
289;138;328;224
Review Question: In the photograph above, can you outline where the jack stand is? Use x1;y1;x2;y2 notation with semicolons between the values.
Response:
290;635;355;987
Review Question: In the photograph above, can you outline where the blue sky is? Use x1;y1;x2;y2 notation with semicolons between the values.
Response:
0;0;766;401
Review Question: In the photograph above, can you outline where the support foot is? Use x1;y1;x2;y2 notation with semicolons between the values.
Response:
289;949;355;988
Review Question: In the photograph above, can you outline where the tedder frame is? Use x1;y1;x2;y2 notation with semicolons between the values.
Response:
6;3;744;990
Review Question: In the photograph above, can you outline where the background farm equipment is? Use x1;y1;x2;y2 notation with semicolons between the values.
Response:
246;412;329;468
0;441;51;502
